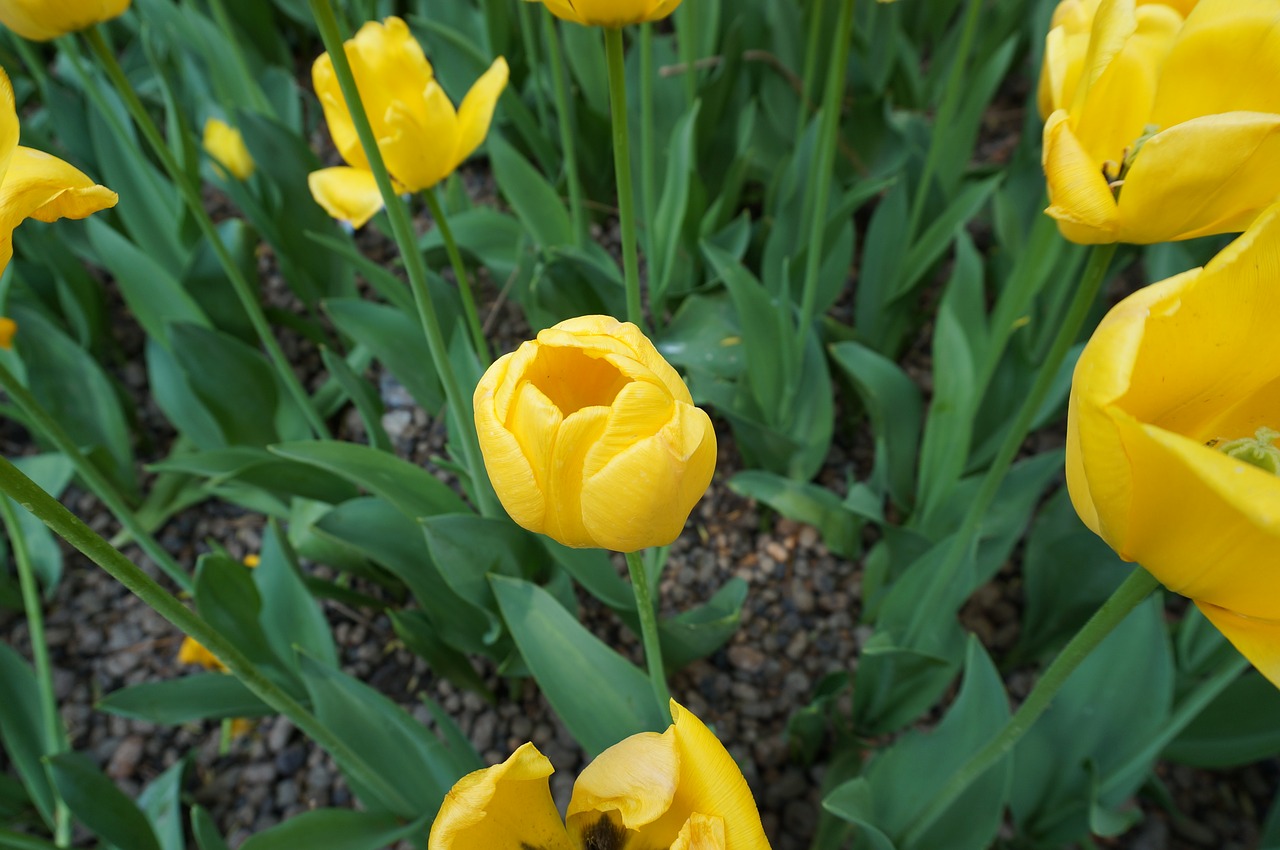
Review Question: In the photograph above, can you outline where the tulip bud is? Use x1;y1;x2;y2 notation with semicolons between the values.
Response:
0;317;14;349
0;0;130;40
203;118;255;181
474;316;716;552
528;0;683;27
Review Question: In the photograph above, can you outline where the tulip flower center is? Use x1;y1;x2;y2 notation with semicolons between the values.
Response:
1213;427;1280;476
577;814;627;850
528;347;633;416
1102;123;1159;196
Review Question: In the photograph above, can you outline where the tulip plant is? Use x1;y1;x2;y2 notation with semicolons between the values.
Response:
0;0;1278;849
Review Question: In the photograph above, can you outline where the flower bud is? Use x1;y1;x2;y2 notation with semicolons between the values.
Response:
203;118;255;181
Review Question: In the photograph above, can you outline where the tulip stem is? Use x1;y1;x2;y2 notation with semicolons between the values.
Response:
82;27;331;442
423;188;490;363
795;0;856;371
905;0;982;241
0;496;71;845
0;359;192;592
639;24;657;261
902;241;1117;645
543;12;587;245
794;0;828;145
0;455;416;815
604;27;646;330
901;566;1162;847
625;550;671;722
308;0;499;518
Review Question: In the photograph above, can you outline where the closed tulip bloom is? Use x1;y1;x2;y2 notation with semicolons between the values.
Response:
527;0;682;27
474;315;716;552
0;0;129;40
309;16;507;228
203;118;255;181
430;700;771;850
1066;200;1280;688
0;67;116;275
1039;0;1280;244
0;317;14;349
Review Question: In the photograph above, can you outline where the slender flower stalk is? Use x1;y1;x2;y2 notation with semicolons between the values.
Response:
0;359;192;592
901;567;1161;846
543;12;587;245
625;549;671;721
903;243;1119;644
639;24;657;260
307;0;498;516
604;27;645;329
676;3;697;104
422;188;489;362
0;455;415;814
0;496;70;845
81;27;331;440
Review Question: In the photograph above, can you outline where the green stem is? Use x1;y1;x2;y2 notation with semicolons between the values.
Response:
0;359;191;592
676;3;697;105
0;455;415;814
1097;651;1250;799
543;12;586;245
625;550;671;722
423;188;489;362
903;242;1118;644
1;497;70;845
639;24;656;258
204;0;273;114
604;27;645;329
905;0;981;240
901;567;1162;846
795;0;856;360
308;0;498;517
82;27;330;441
794;0;828;145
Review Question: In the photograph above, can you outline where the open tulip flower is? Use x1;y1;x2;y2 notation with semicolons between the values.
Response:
474;315;716;553
0;0;129;40
0;67;117;275
429;699;771;850
309;16;507;228
1039;0;1280;244
1066;199;1280;688
527;0;683;28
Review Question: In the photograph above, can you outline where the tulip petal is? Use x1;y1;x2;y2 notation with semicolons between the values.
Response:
455;58;509;168
378;80;458;191
0;0;130;40
1117;111;1280;242
1042;109;1120;243
0;68;18;181
544;404;610;548
429;742;575;850
307;166;386;229
547;316;694;403
671;814;728;850
507;380;563;497
0;147;117;271
583;379;675;482
566;730;679;834
1195;602;1280;690
535;0;587;25
476;352;547;533
1150;0;1280;128
559;0;658;26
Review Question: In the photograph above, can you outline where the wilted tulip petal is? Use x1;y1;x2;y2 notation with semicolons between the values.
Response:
0;0;129;40
430;701;771;850
1066;200;1280;687
475;316;716;552
309;17;508;226
1038;0;1280;243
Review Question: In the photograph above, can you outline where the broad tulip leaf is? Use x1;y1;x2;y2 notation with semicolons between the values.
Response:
650;102;701;306
98;674;272;724
178;220;259;345
169;322;283;447
194;554;283;675
149;447;359;505
137;757;189;850
240;810;429;850
10;454;74;595
489;134;574;249
856;183;911;348
325;298;443;411
657;293;745;383
47;753;161;850
255;521;339;670
0;828;56;850
298;651;480;817
818;780;898;850
147;338;226;450
1164;672;1280;768
895;175;1002;299
270;441;468;519
191;806;231;850
729;470;860;558
420;207;525;283
0;645;56;828
389;609;494;700
659;578;749;669
491;575;667;755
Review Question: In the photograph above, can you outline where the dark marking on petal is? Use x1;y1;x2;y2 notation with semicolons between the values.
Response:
581;814;627;850
521;844;546;850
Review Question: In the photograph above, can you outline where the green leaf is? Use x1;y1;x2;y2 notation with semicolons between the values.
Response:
10;454;74;595
148;446;360;505
729;470;859;558
1164;672;1280;768
194;554;282;673
389;609;494;700
255;520;339;670
325;298;443;412
0;644;56;827
98;674;272;724
650;102;701;306
0;829;60;850
137;757;189;850
47;753;161;850
240;810;429;850
191;806;231;850
895;175;1002;299
489;134;574;248
320;348;393;452
168;322;282;447
270;441;469;519
491;575;667;756
660;578;749;670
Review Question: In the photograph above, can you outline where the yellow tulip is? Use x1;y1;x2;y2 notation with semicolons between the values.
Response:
1066;199;1280;688
309;16;508;228
177;636;228;673
0;67;117;275
526;0;682;28
0;0;129;40
474;315;716;552
1039;0;1280;244
430;700;771;850
0;317;14;349
202;118;255;181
